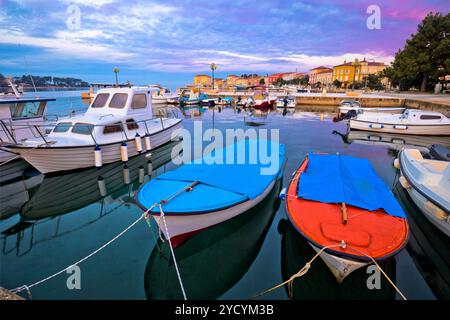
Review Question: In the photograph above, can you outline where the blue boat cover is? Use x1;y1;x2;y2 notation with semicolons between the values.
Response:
137;139;285;213
297;153;406;218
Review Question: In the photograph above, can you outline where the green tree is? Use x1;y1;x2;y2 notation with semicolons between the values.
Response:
332;79;342;88
259;78;265;85
364;74;385;90
390;12;450;91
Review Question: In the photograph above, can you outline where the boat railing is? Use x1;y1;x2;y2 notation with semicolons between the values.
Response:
7;114;179;146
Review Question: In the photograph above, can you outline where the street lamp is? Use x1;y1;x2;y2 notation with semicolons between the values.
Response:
113;66;120;87
210;63;217;90
351;59;360;90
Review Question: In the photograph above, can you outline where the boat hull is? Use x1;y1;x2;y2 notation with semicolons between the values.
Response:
151;177;280;240
350;119;450;135
339;107;404;115
8;121;182;174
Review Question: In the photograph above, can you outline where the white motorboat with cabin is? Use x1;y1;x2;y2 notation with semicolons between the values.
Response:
0;82;56;164
396;149;450;236
338;99;405;116
4;86;183;174
349;109;450;135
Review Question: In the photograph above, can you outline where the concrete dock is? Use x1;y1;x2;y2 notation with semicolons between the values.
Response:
0;287;24;300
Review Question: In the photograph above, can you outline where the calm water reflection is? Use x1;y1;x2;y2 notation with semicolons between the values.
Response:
0;91;448;299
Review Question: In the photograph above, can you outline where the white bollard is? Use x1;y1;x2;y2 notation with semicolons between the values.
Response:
144;135;151;151
94;145;103;168
135;133;143;153
147;161;153;176
123;165;130;185
139;166;145;183
121;142;128;162
97;176;107;197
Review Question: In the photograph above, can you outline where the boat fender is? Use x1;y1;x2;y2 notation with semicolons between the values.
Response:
369;123;384;129
399;176;410;189
135;133;143;153
94;145;103;168
394;125;408;130
123;165;130;185
138;165;145;183
393;158;400;169
147;160;153;176
121;142;128;162
425;201;448;221
97;176;107;197
144;135;151;151
279;187;287;200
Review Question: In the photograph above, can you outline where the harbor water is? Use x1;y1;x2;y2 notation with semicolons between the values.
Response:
0;90;448;300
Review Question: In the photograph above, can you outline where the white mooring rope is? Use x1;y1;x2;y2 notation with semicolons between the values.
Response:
9;204;157;298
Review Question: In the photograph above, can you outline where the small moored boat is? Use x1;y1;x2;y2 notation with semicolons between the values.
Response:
136;139;285;240
285;153;409;282
396;149;450;237
349;109;450;135
430;144;450;161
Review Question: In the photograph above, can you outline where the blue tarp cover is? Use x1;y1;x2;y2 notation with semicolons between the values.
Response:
297;153;406;218
138;140;285;213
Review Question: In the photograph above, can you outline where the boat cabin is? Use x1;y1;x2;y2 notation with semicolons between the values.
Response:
0;97;55;121
48;87;166;145
400;109;447;122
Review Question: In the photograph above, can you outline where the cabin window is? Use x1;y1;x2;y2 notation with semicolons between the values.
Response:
9;101;46;119
103;122;123;134
53;122;72;133
72;123;94;135
109;93;128;108
420;114;441;120
91;93;110;108
126;118;139;130
131;94;147;109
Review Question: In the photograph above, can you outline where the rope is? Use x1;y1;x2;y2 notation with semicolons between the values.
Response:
157;203;187;300
250;242;407;300
9;204;157;298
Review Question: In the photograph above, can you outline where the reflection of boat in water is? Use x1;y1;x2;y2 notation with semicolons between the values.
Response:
334;129;450;152
0;169;43;220
0;158;36;183
1;141;179;256
393;182;450;299
144;179;282;299
279;219;396;299
21;140;179;220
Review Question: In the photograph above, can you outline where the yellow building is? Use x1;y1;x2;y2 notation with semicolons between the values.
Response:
194;75;212;87
214;78;224;88
309;66;333;85
332;58;387;87
226;75;239;86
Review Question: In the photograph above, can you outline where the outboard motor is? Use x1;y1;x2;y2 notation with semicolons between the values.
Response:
333;109;358;122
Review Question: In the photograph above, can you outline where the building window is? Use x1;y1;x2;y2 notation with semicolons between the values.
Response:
109;93;128;109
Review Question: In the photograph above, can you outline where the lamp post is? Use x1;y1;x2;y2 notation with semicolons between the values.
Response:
113;66;120;87
351;59;360;90
210;63;217;90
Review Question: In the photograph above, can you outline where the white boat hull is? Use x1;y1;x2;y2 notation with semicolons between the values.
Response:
152;178;279;240
310;243;369;283
9;121;182;174
403;185;450;237
350;119;450;135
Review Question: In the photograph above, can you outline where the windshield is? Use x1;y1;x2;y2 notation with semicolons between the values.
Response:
72;123;94;135
91;93;110;108
9;101;46;119
53;122;72;133
109;93;128;108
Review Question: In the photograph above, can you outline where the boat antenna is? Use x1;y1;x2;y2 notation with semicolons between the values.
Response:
29;74;37;93
7;77;21;98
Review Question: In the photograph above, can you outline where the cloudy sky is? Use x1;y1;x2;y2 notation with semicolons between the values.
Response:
0;0;448;87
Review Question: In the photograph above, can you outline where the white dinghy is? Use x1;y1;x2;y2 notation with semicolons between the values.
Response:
4;87;182;174
396;149;450;236
349;109;450;135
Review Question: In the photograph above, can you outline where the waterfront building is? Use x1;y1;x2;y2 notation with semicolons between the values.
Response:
194;74;212;87
332;58;388;87
309;66;333;85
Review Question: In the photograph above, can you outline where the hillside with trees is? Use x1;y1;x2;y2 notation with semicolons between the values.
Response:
0;73;89;89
